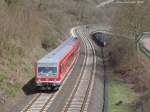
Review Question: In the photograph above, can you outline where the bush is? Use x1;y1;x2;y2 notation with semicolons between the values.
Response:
5;0;19;6
41;37;57;50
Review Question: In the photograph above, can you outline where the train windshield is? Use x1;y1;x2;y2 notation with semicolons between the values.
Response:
38;67;57;77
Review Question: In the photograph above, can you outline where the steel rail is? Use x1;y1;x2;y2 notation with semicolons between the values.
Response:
80;27;96;112
62;27;96;112
62;28;88;112
21;93;42;112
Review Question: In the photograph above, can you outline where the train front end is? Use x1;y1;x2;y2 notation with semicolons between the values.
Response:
35;63;60;90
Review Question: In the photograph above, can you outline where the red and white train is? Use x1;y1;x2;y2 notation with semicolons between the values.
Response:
34;37;80;90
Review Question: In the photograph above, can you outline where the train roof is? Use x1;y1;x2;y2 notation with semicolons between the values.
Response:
37;37;77;64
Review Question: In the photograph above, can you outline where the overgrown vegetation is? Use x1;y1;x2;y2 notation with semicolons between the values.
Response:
112;1;150;37
110;1;150;112
109;78;136;112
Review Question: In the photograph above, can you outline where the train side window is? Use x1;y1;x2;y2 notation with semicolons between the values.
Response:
60;65;61;73
61;64;65;73
60;64;63;73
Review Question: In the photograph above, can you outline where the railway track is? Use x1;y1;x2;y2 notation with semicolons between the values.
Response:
21;93;54;112
61;27;96;112
20;25;108;112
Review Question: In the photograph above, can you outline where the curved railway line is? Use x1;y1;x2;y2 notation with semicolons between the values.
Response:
61;27;96;112
20;25;109;112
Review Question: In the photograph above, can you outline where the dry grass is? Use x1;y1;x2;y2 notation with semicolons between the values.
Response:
0;0;62;98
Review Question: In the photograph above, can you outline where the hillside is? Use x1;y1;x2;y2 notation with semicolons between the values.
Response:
0;0;110;111
110;1;150;112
